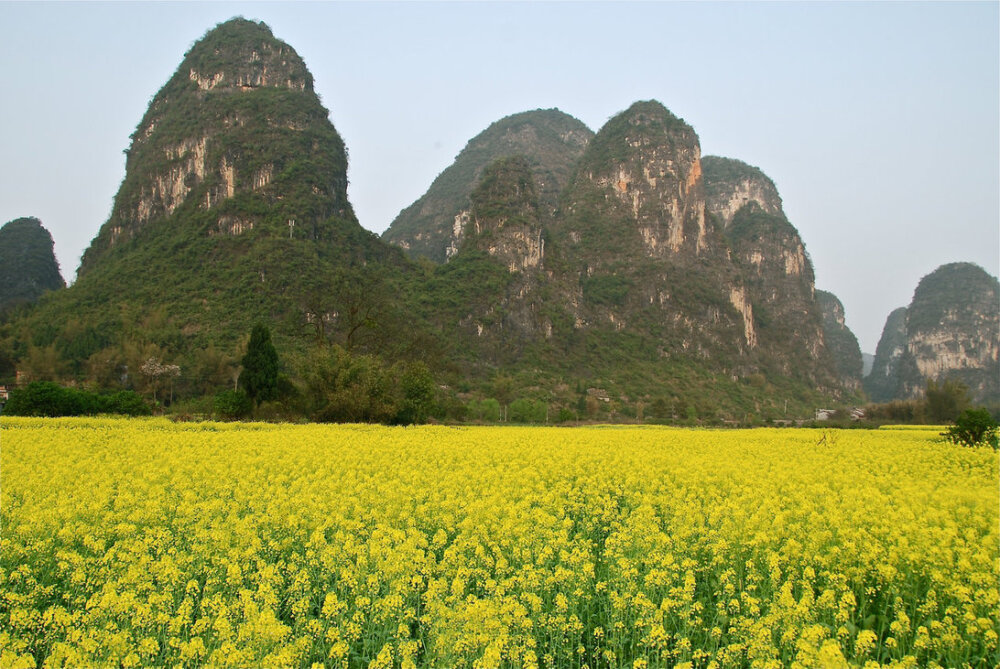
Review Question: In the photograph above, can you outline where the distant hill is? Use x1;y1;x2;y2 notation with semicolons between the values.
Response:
816;289;863;389
866;263;999;404
0;217;64;313
382;109;593;263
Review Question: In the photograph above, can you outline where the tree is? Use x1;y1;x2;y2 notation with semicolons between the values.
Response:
393;361;436;425
943;408;999;449
140;356;181;404
925;378;970;423
239;324;279;405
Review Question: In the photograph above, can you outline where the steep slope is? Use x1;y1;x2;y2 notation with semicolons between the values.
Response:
0;217;65;313
702;156;783;227
3;18;405;386
80;18;361;274
865;307;908;402
703;156;840;389
816;289;864;389
420;156;569;365
383;109;593;263
898;263;999;402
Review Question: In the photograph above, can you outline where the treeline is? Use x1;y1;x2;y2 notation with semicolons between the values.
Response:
3;381;150;417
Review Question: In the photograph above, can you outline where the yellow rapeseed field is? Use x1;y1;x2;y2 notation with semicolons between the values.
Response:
1;418;997;668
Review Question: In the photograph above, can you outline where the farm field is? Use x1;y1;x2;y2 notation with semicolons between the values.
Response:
1;418;997;668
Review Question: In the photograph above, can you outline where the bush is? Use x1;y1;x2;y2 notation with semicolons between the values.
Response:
467;398;501;422
943;408;999;449
556;407;577;423
100;390;152;416
509;398;547;423
214;389;253;421
2;381;150;417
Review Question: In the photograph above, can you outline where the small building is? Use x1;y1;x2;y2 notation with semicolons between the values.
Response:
815;408;837;421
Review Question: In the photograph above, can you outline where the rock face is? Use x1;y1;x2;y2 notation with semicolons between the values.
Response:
79;18;357;275
867;263;999;404
383;109;592;263
703;157;837;387
816;289;864;389
901;263;999;402
0;217;65;312
422;101;845;403
435;157;559;357
10;18;396;368
865;307;908;402
702;156;783;227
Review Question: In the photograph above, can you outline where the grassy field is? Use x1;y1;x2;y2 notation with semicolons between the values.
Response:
1;418;997;668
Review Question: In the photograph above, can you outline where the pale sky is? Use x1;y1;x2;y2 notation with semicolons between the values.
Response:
1;1;997;353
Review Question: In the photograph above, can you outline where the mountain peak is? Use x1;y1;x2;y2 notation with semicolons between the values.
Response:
383;108;592;263
78;17;355;275
181;18;313;94
0;217;65;313
702;156;784;227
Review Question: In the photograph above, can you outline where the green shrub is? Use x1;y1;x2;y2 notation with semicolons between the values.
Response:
2;381;150;417
214;389;253;421
100;390;152;416
509;398;547;423
943;408;999;449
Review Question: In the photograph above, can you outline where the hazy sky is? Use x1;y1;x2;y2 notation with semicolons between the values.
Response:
1;1;997;353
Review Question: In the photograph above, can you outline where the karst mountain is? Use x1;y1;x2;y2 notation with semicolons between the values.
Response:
8;17;954;419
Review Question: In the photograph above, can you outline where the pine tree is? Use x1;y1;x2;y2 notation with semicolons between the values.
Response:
239;324;279;405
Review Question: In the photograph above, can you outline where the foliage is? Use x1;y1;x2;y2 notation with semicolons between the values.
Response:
2;381;149;417
925;378;971;423
213;389;253;421
239;324;279;405
466;398;501;422
581;273;632;307
297;345;436;425
943;407;999;449
2;420;997;667
508;397;548;423
393;362;436;425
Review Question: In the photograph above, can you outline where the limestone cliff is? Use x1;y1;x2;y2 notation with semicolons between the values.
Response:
865;307;908;402
816;289;864;389
898;263;999;402
702;156;783;227
434;157;563;358
383;109;592;263
704;157;839;388
0;217;65;312
9;18;397;368
79;18;357;275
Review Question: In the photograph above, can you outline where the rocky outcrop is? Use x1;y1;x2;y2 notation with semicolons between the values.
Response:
440;157;562;353
866;263;999;404
79;18;356;275
0;217;65;312
383;109;592;263
899;263;999;402
816;289;863;389
559;101;709;259
702;156;783;227
865;307;908;402
466;157;545;273
706;158;836;387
